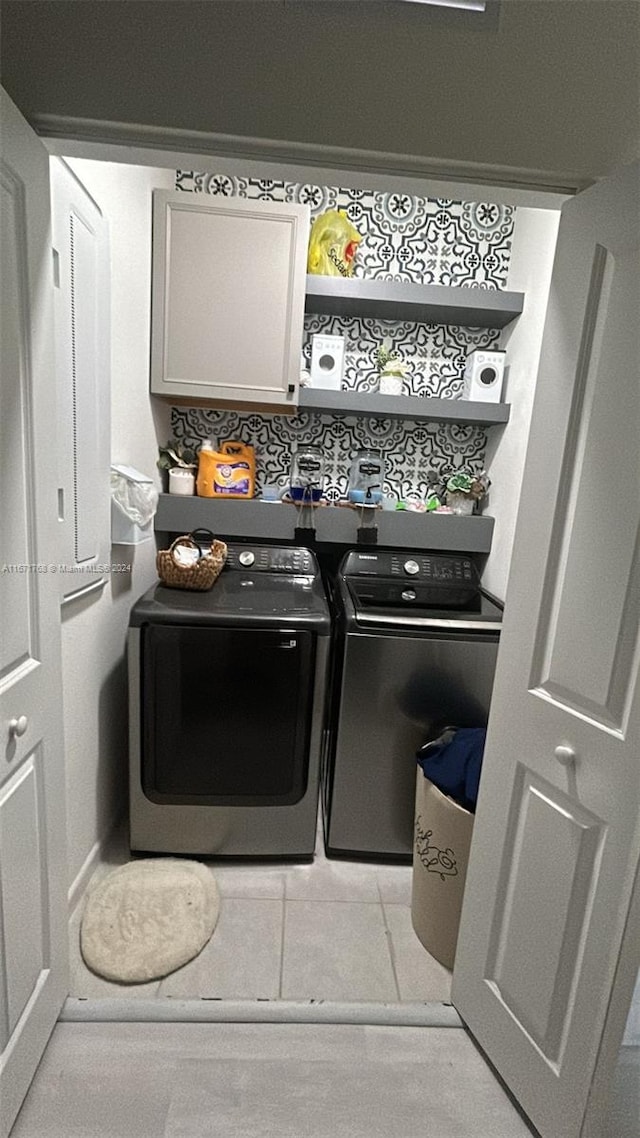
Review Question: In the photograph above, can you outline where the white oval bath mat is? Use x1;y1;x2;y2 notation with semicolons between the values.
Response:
80;859;220;983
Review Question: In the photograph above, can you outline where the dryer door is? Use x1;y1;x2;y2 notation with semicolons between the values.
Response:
141;624;315;806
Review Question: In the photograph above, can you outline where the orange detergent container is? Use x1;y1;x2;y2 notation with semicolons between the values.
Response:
196;439;256;499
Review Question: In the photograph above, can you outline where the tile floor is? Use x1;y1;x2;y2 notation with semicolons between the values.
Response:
69;815;453;1004
21;819;636;1138
12;1021;536;1138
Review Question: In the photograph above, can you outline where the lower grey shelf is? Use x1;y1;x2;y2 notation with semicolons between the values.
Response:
298;388;510;425
155;496;494;553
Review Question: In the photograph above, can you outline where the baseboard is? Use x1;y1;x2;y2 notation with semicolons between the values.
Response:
67;815;126;916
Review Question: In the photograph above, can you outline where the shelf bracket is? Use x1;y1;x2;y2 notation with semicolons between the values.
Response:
356;503;379;545
356;526;378;546
293;500;317;545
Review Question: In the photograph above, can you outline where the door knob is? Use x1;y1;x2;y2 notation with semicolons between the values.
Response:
554;744;576;767
8;715;28;739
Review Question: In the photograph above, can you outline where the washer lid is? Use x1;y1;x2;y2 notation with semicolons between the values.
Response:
338;576;503;632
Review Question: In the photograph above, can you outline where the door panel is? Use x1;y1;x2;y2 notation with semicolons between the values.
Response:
452;160;640;1138
0;756;47;1037
51;157;110;602
69;208;100;562
486;767;605;1061
0;171;37;680
0;89;68;1138
531;240;639;728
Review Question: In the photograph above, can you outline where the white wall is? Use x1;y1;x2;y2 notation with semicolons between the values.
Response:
59;160;174;908
482;207;561;601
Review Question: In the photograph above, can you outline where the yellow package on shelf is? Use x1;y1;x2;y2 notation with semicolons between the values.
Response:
307;209;362;278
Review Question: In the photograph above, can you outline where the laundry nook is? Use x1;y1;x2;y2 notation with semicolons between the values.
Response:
1;4;639;1137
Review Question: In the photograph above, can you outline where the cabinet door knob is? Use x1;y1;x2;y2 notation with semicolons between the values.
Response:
8;715;29;739
554;744;576;767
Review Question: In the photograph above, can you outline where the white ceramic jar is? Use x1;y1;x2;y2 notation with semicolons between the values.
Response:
169;467;196;496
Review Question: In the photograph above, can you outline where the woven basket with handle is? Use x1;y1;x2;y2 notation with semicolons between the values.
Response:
156;529;227;591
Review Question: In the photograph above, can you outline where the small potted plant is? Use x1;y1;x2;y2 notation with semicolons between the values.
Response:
157;440;197;495
374;339;407;396
444;471;489;516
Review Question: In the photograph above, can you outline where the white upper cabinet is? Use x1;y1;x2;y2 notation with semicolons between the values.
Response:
150;191;310;410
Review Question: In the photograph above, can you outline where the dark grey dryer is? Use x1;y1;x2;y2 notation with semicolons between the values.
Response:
323;549;503;861
129;543;330;859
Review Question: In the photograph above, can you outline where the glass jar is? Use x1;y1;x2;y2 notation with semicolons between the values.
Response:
289;445;324;503
348;449;384;505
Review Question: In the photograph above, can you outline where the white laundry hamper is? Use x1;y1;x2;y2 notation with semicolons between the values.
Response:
411;771;475;971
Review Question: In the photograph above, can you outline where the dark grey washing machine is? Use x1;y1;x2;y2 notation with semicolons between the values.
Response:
128;543;330;859
323;549;503;862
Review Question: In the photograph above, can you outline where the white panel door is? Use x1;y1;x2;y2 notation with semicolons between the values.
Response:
452;159;640;1138
0;89;68;1137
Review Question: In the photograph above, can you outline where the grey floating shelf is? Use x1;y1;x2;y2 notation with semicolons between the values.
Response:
305;276;524;329
299;388;510;426
155;495;494;554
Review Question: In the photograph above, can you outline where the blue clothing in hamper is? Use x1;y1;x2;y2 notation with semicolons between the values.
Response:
416;727;487;812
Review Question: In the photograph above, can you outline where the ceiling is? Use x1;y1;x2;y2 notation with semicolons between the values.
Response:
1;1;638;192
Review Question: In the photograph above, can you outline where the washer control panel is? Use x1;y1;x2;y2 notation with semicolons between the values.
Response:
392;554;475;584
342;549;477;585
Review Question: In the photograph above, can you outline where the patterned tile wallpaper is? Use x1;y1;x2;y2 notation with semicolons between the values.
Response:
171;172;515;501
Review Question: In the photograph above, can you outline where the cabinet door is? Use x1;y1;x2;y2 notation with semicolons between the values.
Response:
150;191;309;410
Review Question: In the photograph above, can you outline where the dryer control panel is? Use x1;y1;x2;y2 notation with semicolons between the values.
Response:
224;544;317;575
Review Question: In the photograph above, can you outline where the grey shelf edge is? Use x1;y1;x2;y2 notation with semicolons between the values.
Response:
155;496;494;554
299;389;510;425
304;276;524;329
